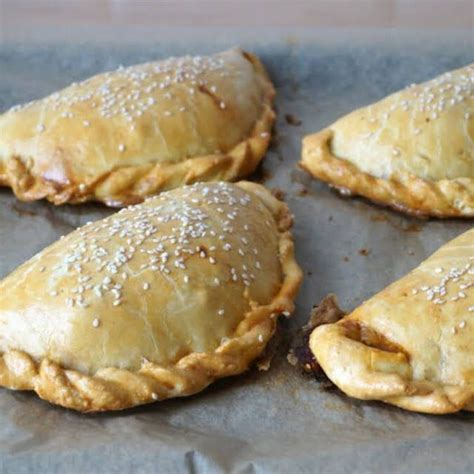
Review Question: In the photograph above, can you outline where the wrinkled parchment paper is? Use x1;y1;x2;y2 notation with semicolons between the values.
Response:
1;30;473;473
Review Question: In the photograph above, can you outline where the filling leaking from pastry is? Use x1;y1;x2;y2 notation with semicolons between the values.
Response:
303;228;474;414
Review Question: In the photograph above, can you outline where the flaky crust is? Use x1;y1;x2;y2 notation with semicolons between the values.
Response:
310;228;474;414
0;49;275;207
0;182;302;412
301;64;474;218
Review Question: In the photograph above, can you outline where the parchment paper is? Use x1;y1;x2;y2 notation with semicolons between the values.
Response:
0;30;473;473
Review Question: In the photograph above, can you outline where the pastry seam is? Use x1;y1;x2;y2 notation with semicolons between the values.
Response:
301;129;474;218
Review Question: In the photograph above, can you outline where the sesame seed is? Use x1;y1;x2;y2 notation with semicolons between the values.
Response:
151;392;159;401
258;334;264;343
92;318;100;328
36;124;45;133
24;181;271;333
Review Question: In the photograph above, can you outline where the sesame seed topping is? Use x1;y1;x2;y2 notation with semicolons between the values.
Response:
151;392;159;401
218;309;225;316
412;262;473;308
92;318;100;328
258;334;264;343
118;144;126;152
30;182;268;333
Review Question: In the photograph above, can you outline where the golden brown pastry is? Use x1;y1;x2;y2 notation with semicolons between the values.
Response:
0;49;275;207
0;181;302;412
310;228;474;414
301;64;474;217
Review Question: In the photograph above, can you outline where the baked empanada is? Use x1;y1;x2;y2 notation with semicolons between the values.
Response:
0;181;302;412
310;228;474;414
301;64;474;217
0;49;275;207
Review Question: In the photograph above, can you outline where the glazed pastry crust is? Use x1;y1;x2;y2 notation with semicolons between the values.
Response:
301;64;474;217
0;49;275;207
0;182;302;412
310;228;474;414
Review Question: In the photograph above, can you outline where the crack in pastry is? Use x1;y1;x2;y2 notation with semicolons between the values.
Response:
301;64;474;217
309;228;474;414
0;181;302;412
0;49;275;207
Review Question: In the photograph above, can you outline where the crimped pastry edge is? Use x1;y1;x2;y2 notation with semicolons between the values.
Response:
0;181;303;412
300;129;474;218
309;320;474;414
0;51;276;207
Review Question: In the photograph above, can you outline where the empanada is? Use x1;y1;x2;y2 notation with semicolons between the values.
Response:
0;181;302;412
301;64;474;217
0;49;275;207
310;228;474;414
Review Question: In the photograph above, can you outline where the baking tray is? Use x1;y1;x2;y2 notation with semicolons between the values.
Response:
0;30;473;473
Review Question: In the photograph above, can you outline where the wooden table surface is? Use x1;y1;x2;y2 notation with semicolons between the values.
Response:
1;0;473;43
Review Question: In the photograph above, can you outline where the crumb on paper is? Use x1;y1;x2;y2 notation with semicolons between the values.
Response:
284;113;302;126
358;248;370;256
271;188;286;201
297;185;308;196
